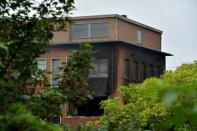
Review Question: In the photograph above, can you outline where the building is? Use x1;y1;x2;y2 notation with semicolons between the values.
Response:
37;14;172;125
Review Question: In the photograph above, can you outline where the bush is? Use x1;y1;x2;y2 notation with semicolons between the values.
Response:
98;63;197;131
0;103;63;131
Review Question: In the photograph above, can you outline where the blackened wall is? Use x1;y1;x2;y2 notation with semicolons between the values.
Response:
115;42;166;90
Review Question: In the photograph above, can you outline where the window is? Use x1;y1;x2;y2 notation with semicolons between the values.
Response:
133;61;139;81
89;58;108;78
148;64;154;77
66;57;71;64
52;59;60;87
71;24;89;39
90;23;108;38
71;23;109;39
77;96;108;116
141;63;146;81
37;59;46;70
124;59;129;79
156;66;161;77
136;30;142;44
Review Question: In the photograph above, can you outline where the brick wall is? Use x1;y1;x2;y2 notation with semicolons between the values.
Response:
50;16;162;51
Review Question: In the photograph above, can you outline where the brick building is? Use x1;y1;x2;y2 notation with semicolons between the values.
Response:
37;14;171;124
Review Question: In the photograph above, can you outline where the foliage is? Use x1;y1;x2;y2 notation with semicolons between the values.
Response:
60;43;94;106
0;0;74;104
0;103;63;131
98;63;197;131
0;0;78;129
28;88;64;122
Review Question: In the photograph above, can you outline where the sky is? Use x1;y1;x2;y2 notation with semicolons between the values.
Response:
71;0;197;70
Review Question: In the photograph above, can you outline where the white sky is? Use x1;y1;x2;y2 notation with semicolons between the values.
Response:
71;0;197;70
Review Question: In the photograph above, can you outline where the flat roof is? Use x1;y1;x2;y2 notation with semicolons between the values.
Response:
71;14;163;34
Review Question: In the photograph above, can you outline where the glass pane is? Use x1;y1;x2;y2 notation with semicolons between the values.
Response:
133;61;138;81
37;60;46;70
137;30;142;44
156;66;161;77
124;59;129;79
100;61;108;73
89;58;108;78
52;59;60;87
141;63;146;80
90;23;108;38
99;58;108;77
71;24;89;39
89;61;100;77
149;64;154;77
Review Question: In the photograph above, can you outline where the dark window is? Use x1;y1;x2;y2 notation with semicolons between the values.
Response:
156;66;161;77
124;59;130;79
53;117;60;124
148;64;154;77
89;58;108;78
77;96;108;116
141;63;147;81
133;61;139;81
69;96;108;116
52;59;60;87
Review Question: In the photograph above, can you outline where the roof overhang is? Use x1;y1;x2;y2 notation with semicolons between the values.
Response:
49;40;172;56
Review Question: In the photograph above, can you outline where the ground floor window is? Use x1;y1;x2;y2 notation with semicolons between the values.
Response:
68;96;108;116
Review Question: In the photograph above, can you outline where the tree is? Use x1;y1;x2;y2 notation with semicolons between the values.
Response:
0;0;78;129
0;0;75;105
98;63;197;131
28;43;94;122
60;44;94;107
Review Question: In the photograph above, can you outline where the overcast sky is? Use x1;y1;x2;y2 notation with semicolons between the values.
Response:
71;0;197;70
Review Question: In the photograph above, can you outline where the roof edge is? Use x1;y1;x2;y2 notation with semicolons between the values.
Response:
71;14;163;34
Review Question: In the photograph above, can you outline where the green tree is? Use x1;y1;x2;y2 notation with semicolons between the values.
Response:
0;0;77;130
98;63;197;131
60;43;94;107
0;0;75;105
28;43;94;122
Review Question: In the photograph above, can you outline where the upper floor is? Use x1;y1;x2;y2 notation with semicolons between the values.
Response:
51;14;163;51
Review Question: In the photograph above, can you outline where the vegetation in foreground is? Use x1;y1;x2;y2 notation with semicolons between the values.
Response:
98;63;197;131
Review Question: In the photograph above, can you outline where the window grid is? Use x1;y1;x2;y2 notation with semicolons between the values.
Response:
52;59;61;88
71;23;109;39
89;58;108;78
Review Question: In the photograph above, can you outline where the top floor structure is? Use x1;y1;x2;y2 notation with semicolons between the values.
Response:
51;14;163;51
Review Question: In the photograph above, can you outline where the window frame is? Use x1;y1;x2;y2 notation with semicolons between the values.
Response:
70;23;90;39
70;22;109;40
136;30;143;45
141;62;147;81
90;22;109;38
89;57;109;78
36;58;46;71
51;58;61;88
148;64;154;77
133;61;139;81
123;59;130;79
